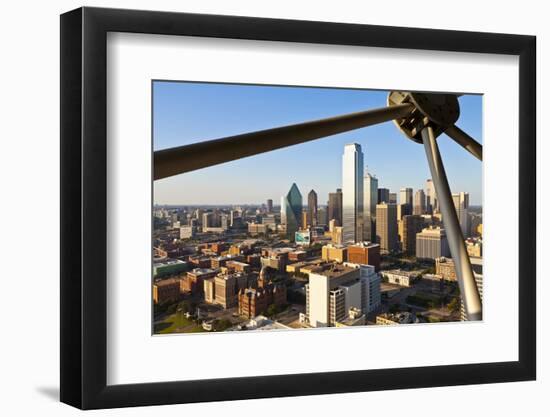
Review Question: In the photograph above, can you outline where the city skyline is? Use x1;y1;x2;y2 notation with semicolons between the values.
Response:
153;82;483;206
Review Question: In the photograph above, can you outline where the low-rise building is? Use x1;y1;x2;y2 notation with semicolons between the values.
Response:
416;227;450;260
376;312;420;325
153;278;181;304
238;283;287;318
181;268;217;295
153;259;188;278
435;257;457;281
321;244;348;263
381;269;420;287
347;242;381;271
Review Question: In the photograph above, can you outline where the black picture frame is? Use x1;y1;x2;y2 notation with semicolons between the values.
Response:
60;6;536;410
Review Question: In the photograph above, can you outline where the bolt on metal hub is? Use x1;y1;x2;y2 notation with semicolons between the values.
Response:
388;91;460;143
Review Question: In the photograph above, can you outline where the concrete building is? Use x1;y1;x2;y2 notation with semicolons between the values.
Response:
435;257;457;281
181;268;217;295
332;226;343;245
347;241;381;271
322;244;348;263
305;263;379;327
179;225;195;239
466;238;483;257
376;312;420;325
376;203;398;252
413;189;426;215
342;143;364;243
400;215;424;255
153;259;188;278
153;278;181;305
416;227;451;260
363;170;378;242
381;269;420;287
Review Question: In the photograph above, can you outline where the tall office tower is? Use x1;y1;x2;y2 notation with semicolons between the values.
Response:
328;188;343;226
280;183;302;239
452;192;470;237
266;199;273;213
202;212;213;229
400;187;413;207
377;188;390;204
426;179;437;214
318;206;328;226
342;144;364;243
376;203;398;252
416;227;451;260
413;189;426;215
389;192;397;204
400;215;424;254
397;203;412;221
308;189;318;227
363;170;378;242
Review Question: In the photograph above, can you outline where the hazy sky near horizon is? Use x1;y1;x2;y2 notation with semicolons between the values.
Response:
153;81;483;206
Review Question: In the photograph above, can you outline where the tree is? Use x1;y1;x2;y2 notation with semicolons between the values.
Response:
266;304;278;317
447;297;460;313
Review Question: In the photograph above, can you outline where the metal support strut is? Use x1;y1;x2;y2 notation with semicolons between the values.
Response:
421;126;482;320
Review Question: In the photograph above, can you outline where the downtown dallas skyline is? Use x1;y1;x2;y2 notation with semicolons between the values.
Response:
153;82;482;206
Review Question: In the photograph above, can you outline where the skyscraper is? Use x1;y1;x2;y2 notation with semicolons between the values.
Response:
308;189;318;227
266;199;273;213
328;188;343;226
280;183;302;239
363;170;378;242
377;188;390;204
413;189;426;215
342;144;364;243
426;179;437;214
400;187;413;207
400;214;424;254
376;203;398;252
389;192;397;204
452;192;470;237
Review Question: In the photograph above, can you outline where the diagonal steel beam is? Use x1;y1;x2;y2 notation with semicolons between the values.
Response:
421;125;482;320
154;103;414;180
445;125;483;161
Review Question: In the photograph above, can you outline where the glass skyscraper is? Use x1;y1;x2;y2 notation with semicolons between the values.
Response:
342;143;364;243
281;183;303;239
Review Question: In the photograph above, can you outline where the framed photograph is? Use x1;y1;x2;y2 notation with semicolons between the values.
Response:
60;6;536;410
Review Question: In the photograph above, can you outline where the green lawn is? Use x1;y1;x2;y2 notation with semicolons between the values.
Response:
154;312;206;334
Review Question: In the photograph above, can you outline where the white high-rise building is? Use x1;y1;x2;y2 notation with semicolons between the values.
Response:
305;263;379;327
363;170;378;242
342;143;364;243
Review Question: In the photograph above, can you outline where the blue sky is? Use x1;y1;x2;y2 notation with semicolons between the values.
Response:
153;81;482;206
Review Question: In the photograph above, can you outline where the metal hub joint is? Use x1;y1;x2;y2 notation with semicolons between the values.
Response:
388;91;460;143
